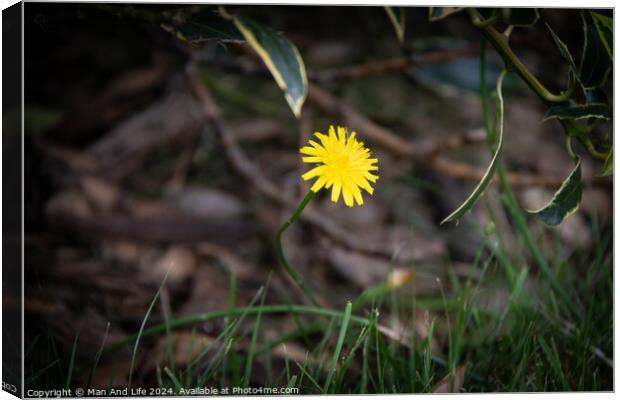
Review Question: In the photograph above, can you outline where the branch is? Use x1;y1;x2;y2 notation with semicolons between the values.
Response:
307;82;608;189
430;157;609;189
307;83;415;157
311;45;479;83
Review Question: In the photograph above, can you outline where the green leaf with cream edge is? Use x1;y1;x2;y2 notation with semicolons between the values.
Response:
526;159;582;226
429;7;464;22
384;6;406;43
441;69;508;225
233;16;308;118
600;148;612;177
590;12;613;61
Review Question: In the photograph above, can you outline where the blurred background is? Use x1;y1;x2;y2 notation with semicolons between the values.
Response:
21;3;612;393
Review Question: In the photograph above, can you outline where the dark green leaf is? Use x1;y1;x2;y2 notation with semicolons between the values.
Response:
546;23;579;73
429;7;463;22
580;15;611;88
501;8;539;26
526;159;582;225
544;103;611;121
161;9;244;46
600;147;613;176
546;23;586;99
233;16;307;117
591;12;613;61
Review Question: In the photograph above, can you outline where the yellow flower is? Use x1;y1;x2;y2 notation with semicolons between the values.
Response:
300;125;379;207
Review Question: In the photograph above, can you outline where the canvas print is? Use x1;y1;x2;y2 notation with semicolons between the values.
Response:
6;2;614;396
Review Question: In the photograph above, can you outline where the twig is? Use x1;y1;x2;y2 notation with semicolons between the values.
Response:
430;156;609;189
311;44;479;83
307;82;609;189
47;212;255;244
307;84;415;157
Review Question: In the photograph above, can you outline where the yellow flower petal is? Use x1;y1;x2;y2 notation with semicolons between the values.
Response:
302;165;326;180
311;175;328;192
300;125;379;207
331;181;342;202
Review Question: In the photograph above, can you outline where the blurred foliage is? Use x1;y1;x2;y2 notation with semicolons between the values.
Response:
155;5;612;226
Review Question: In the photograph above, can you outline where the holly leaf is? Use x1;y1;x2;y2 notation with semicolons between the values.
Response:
543;103;611;121
590;12;613;61
233;16;308;117
384;6;406;43
600;147;613;176
526;159;582;225
546;23;586;101
580;13;611;88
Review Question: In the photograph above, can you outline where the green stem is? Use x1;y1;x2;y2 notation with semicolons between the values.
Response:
467;8;573;104
276;190;320;307
471;13;499;28
106;304;367;354
565;136;577;162
479;39;494;146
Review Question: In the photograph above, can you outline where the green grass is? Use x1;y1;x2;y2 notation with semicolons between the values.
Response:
23;209;613;393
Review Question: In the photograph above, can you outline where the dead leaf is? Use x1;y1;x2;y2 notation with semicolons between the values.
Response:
46;190;93;219
196;243;257;280
148;246;197;284
81;175;119;211
170;187;245;219
328;247;389;288
102;240;144;265
232;119;283;142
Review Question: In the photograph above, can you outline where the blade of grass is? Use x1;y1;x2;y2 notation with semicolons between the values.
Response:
283;344;291;382
163;366;183;392
87;322;110;389
537;336;570;390
105;301;456;377
155;364;163;387
422;318;436;392
24;360;59;386
294;359;322;392
184;327;197;388
128;270;169;389
161;289;175;376
242;274;270;388
190;286;264;372
323;301;352;393
65;333;79;390
287;374;298;390
314;317;337;377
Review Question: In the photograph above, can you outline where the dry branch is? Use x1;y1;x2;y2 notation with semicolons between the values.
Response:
307;82;609;189
311;45;479;83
